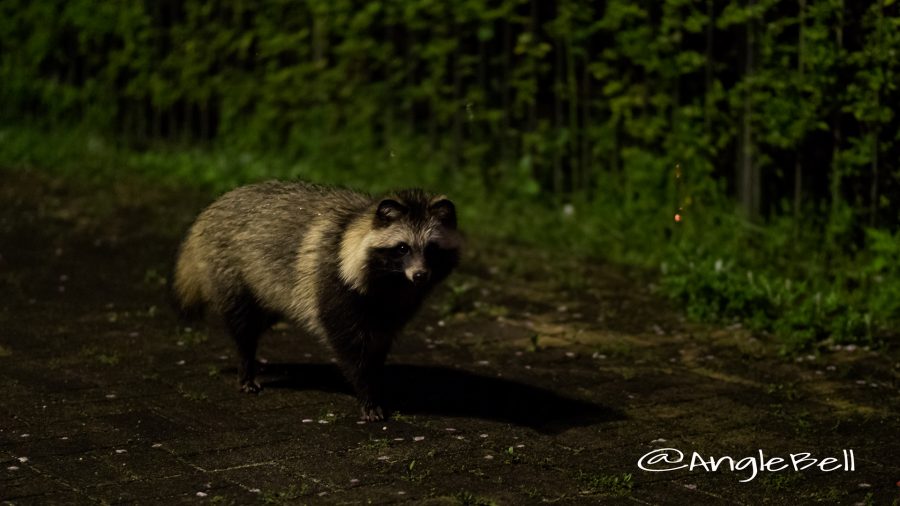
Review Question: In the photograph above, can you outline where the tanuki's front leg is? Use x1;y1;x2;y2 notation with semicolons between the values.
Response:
333;333;392;421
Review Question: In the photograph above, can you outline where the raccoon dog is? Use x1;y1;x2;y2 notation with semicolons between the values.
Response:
172;181;460;421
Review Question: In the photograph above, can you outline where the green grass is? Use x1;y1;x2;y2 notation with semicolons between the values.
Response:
759;472;803;492
79;346;120;366
576;471;634;496
260;484;308;504
1;123;897;352
454;491;499;506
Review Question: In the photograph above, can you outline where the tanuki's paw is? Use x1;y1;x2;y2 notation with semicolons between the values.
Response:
360;405;384;422
239;379;262;394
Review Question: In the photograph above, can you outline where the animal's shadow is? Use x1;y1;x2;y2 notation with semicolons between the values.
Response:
261;363;624;433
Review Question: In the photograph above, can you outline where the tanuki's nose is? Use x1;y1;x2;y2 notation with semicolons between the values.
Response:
412;270;430;285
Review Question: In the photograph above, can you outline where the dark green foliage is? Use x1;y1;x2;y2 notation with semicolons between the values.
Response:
1;0;898;349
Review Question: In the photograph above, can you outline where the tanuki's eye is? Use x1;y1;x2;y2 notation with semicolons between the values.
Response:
395;244;410;256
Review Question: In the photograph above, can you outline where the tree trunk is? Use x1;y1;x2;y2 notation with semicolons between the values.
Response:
869;0;884;228
527;0;538;182
738;0;760;220
581;39;592;196
452;49;463;171
566;31;579;194
384;13;394;148
553;37;564;196
312;10;326;66
501;17;512;163
704;0;715;133
200;99;210;141
408;29;416;132
828;0;844;243
794;0;806;231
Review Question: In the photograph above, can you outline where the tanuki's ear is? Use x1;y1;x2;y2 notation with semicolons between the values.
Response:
429;197;457;228
375;199;407;224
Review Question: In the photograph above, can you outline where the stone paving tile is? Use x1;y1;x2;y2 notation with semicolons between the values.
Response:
5;490;93;506
82;472;236;503
2;171;899;504
0;466;74;502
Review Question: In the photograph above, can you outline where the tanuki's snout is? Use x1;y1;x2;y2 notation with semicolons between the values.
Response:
410;269;430;285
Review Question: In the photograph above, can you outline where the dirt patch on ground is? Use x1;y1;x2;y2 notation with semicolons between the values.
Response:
1;169;898;504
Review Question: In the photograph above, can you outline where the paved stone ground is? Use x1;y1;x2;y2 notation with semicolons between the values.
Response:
1;169;898;505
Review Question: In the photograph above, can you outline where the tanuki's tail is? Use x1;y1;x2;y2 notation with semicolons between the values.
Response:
169;235;207;320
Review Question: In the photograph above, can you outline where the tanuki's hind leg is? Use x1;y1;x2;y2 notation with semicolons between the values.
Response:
222;293;275;393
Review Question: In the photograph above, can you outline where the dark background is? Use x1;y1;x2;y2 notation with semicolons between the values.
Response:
1;0;898;349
